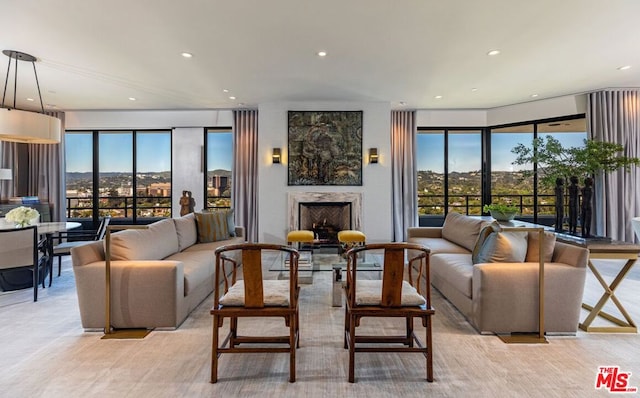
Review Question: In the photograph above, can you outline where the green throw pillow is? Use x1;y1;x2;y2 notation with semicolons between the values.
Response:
195;211;231;243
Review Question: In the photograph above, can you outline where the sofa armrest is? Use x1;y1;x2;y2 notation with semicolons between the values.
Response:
407;227;443;239
73;260;184;329
472;261;586;334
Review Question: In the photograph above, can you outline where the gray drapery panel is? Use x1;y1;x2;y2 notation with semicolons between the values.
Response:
587;90;640;242
391;110;417;241
0;141;18;201
232;110;259;242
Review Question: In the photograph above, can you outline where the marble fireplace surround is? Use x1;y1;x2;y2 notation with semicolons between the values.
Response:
288;192;362;233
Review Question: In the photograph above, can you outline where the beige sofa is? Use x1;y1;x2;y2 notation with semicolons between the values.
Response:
71;213;244;330
407;212;589;334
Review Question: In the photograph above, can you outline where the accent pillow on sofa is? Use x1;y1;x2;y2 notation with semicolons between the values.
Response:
472;223;528;264
441;212;486;251
174;213;198;252
195;211;231;243
525;231;556;263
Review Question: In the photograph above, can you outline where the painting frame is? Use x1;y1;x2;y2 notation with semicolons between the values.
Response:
287;111;363;186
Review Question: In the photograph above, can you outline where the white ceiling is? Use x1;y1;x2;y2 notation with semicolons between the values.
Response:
2;0;639;112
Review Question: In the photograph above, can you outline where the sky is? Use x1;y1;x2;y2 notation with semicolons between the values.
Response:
417;131;587;172
65;131;233;173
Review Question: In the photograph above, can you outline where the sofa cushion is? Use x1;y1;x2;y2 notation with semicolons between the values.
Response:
195;211;231;242
165;250;214;296
441;212;486;251
407;237;470;255
174;213;198;252
226;209;237;237
431;253;474;298
472;221;500;263
109;218;179;261
474;229;528;264
525;231;556;263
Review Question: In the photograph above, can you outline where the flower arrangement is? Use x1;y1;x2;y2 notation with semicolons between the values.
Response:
5;206;40;227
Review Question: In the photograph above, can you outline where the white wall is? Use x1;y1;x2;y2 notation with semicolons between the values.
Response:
65;109;233;215
258;101;392;244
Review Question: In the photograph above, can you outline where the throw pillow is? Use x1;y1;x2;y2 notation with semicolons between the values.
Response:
525;231;556;263
226;209;236;237
441;212;486;251
471;221;500;264
195;211;231;243
473;227;528;264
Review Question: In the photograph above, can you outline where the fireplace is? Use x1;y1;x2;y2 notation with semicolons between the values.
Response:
299;202;351;244
288;192;362;246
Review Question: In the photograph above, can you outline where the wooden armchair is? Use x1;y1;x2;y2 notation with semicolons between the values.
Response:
343;242;434;383
211;243;300;383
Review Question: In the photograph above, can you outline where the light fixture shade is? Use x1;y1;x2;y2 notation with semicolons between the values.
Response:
0;168;11;180
272;147;281;164
0;108;61;144
369;148;379;164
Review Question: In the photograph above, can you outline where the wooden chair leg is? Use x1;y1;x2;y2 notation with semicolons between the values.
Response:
58;256;62;277
426;316;433;382
296;307;301;348
343;304;349;349
230;317;237;347
348;313;356;383
406;317;414;347
211;314;219;383
289;313;296;383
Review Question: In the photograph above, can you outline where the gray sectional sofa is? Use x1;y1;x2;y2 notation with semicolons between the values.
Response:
71;213;244;330
407;212;589;334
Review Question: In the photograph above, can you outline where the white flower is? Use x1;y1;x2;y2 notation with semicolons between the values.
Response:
5;206;40;225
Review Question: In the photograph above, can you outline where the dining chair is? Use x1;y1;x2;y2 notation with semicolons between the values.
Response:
343;242;434;383
211;243;300;383
52;216;110;276
0;225;47;301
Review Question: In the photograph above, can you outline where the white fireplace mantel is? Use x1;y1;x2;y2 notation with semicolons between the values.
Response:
288;192;362;232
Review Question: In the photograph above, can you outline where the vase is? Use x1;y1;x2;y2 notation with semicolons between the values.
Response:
489;210;517;221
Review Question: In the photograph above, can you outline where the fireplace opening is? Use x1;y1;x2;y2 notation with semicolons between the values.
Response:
298;202;351;246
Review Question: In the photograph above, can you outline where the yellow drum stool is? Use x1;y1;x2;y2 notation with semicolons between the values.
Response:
286;230;315;272
337;230;366;259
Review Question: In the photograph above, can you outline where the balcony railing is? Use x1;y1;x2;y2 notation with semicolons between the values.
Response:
206;195;231;210
66;196;172;219
418;193;559;216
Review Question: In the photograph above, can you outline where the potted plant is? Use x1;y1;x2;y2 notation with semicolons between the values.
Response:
483;203;519;221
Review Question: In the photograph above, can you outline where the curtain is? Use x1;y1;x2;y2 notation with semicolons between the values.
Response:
0;141;18;201
587;90;640;242
232;110;259;242
391;110;418;241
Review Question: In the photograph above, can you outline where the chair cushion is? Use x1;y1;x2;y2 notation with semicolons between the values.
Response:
287;230;314;242
53;240;92;255
354;280;426;306
219;280;291;307
337;230;366;242
525;231;556;263
195;211;231;243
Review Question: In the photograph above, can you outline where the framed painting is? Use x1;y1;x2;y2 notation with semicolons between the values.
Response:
287;111;363;186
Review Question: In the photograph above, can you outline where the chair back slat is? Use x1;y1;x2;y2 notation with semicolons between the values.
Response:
381;248;404;307
242;249;264;308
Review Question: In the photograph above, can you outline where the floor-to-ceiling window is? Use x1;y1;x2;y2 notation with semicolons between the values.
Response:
417;115;586;226
205;128;233;209
65;130;172;226
417;128;483;225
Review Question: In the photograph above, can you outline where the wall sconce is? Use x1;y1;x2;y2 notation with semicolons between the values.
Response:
369;148;379;164
272;148;281;164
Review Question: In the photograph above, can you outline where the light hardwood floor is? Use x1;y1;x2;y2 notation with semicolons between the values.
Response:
0;256;639;397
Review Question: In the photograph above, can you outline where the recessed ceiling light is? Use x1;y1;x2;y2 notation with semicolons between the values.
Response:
471;88;478;92
618;65;631;70
238;103;245;106
223;89;229;93
399;101;406;106
317;51;327;57
487;49;500;56
128;97;137;101
531;94;539;98
229;96;236;100
181;52;193;58
434;95;443;99
26;97;34;101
